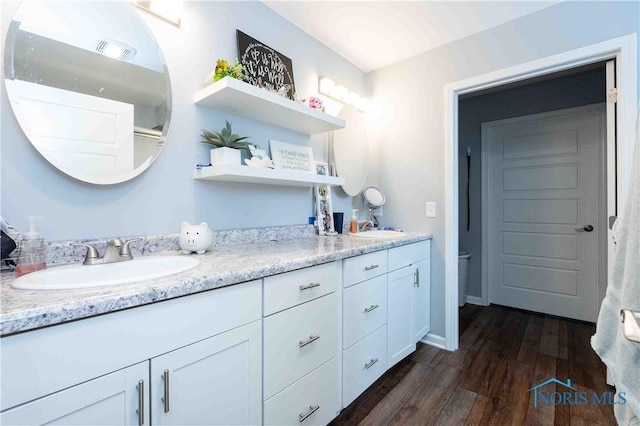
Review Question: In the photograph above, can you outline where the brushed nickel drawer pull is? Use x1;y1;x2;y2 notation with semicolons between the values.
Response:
299;282;321;291
299;335;320;348
137;380;144;426
364;264;379;271
162;369;170;413
364;304;379;313
298;405;320;422
364;358;379;369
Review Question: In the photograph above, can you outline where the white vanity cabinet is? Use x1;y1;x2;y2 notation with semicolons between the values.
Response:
340;240;431;407
387;241;431;368
341;254;388;407
0;281;263;426
262;262;341;425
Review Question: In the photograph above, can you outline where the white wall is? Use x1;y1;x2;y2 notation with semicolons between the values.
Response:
367;1;639;338
0;1;365;240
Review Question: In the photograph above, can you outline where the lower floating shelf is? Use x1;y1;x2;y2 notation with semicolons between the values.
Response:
193;165;345;187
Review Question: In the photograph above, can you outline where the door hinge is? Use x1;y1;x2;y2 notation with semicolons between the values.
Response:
608;88;618;103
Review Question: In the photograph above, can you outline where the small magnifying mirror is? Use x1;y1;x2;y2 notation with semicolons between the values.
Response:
362;186;386;209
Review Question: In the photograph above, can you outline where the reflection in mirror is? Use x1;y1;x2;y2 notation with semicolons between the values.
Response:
333;105;368;196
4;1;171;185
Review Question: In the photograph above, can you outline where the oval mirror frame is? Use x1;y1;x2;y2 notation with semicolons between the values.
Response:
333;104;368;196
362;186;386;209
4;1;172;185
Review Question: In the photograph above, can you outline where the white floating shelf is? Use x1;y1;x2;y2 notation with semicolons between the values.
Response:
193;165;345;187
194;77;345;135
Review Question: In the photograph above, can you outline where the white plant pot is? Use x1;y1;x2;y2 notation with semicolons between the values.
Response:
210;147;241;166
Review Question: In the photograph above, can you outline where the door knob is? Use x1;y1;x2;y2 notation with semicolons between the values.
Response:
575;225;594;232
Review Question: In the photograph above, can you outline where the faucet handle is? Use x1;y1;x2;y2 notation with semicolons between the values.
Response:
120;238;142;258
71;243;100;265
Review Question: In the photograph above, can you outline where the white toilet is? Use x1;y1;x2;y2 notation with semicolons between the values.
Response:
458;252;471;307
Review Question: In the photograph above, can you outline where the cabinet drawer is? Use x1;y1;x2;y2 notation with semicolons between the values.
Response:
343;251;388;288
264;293;338;399
343;275;387;349
342;325;387;407
264;262;338;315
264;358;339;426
388;240;430;271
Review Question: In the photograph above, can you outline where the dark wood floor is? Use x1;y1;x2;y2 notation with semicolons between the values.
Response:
330;304;616;426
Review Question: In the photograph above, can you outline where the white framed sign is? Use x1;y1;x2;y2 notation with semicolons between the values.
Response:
269;140;315;173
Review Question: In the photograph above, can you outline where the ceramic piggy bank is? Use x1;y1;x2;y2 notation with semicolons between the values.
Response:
179;222;213;254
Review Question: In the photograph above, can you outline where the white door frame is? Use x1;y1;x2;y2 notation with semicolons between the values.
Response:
443;33;637;351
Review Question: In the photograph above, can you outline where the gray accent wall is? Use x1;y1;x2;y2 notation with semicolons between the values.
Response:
458;67;606;300
1;1;366;240
367;1;639;338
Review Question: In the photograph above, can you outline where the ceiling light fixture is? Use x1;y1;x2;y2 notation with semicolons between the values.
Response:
318;76;368;112
96;39;137;60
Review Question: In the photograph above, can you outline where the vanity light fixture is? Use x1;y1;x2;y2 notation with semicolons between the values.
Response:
131;0;183;27
318;76;368;112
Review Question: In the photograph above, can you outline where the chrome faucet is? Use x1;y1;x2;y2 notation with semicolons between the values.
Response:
358;220;376;232
72;238;141;265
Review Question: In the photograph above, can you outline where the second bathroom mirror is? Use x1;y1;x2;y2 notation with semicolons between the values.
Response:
333;105;368;196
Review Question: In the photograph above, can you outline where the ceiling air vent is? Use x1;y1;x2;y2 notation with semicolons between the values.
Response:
95;39;137;61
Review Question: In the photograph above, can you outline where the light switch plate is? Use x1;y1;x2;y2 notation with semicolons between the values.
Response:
426;202;436;218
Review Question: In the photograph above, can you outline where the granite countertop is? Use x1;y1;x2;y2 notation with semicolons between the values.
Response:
0;233;431;337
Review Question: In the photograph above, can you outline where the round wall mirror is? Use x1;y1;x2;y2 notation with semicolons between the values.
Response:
333;105;368;196
362;186;385;209
4;1;171;185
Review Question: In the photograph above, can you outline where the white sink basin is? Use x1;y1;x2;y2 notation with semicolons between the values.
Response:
349;230;405;239
12;256;200;290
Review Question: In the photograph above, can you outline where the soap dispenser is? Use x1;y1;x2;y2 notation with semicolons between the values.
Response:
15;216;46;277
349;209;359;234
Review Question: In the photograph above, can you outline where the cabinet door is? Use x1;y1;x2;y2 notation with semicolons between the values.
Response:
0;362;148;426
414;258;431;343
150;320;262;426
387;265;416;368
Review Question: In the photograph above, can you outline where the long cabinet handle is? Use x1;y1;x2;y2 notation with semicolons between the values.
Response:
299;282;321;291
416;268;420;287
364;264;379;271
299;335;320;348
137;380;144;426
364;304;379;313
364;358;379;369
162;369;170;413
298;405;320;422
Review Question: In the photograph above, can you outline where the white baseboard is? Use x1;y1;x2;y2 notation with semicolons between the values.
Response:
464;295;483;306
420;333;446;349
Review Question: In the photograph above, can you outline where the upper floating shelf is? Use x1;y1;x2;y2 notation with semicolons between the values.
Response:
193;165;345;187
193;77;346;135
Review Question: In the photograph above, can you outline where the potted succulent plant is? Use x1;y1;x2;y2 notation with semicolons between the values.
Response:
201;120;250;166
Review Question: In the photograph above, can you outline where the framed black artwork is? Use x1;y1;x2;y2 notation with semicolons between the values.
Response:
236;30;296;100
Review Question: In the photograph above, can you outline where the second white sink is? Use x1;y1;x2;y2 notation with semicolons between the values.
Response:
12;256;200;290
349;230;405;239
